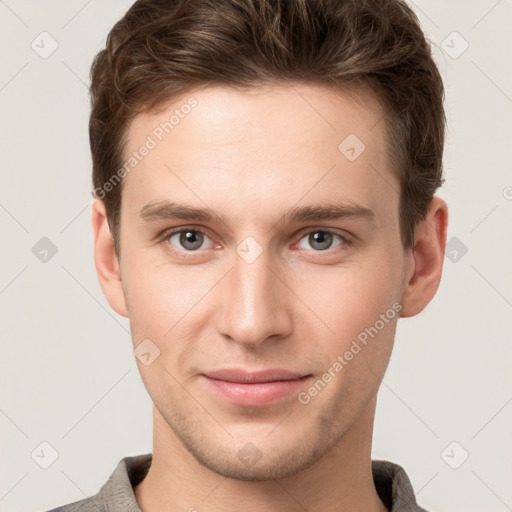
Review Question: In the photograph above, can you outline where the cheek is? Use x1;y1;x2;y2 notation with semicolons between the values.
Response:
308;262;401;402
120;250;218;341
297;256;401;339
122;259;211;394
290;255;403;400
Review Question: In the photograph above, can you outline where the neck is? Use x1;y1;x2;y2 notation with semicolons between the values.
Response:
135;396;387;512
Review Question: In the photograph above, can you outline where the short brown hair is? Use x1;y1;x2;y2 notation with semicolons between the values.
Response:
90;0;445;255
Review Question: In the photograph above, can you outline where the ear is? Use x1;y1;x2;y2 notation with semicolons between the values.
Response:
400;196;448;317
91;199;128;317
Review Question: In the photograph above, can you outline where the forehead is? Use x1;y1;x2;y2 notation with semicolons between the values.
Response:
121;83;395;221
126;82;386;154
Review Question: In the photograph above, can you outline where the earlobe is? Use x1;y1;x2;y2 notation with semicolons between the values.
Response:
91;199;129;317
400;196;448;318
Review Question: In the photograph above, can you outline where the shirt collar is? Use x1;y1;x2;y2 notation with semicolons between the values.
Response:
94;453;427;512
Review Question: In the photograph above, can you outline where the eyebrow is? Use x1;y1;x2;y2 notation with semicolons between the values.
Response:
138;200;375;225
285;202;375;223
139;201;217;222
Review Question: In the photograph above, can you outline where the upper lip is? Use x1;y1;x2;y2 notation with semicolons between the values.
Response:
202;368;309;383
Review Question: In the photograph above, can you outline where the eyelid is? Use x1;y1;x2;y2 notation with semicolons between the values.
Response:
295;225;354;243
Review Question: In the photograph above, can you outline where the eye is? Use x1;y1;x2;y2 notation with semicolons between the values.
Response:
167;229;214;251
297;230;347;251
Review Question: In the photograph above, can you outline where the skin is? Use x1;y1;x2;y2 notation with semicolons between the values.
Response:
92;83;448;512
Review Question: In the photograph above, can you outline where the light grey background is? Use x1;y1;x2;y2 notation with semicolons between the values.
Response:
1;1;511;511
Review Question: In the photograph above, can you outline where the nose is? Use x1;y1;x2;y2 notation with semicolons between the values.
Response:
216;246;293;348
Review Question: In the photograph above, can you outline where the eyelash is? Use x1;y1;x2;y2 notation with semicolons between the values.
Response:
157;226;353;256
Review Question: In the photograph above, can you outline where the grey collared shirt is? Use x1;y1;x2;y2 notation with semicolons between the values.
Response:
45;453;428;511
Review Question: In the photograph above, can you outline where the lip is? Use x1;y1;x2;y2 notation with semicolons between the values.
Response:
203;368;307;383
201;368;312;407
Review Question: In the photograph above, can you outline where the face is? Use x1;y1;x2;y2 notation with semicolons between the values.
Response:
111;83;410;479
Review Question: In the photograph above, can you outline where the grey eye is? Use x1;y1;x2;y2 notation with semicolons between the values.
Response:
170;230;206;251
298;231;343;251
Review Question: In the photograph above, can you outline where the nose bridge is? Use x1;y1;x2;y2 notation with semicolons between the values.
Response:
218;242;290;346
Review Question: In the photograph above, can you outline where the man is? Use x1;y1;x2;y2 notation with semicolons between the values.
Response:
49;0;447;510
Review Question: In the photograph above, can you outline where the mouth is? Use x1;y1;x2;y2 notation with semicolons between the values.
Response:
200;368;313;407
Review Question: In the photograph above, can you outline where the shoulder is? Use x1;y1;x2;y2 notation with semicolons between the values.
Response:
42;453;152;512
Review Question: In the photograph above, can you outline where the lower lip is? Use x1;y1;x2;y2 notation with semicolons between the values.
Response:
202;375;311;407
